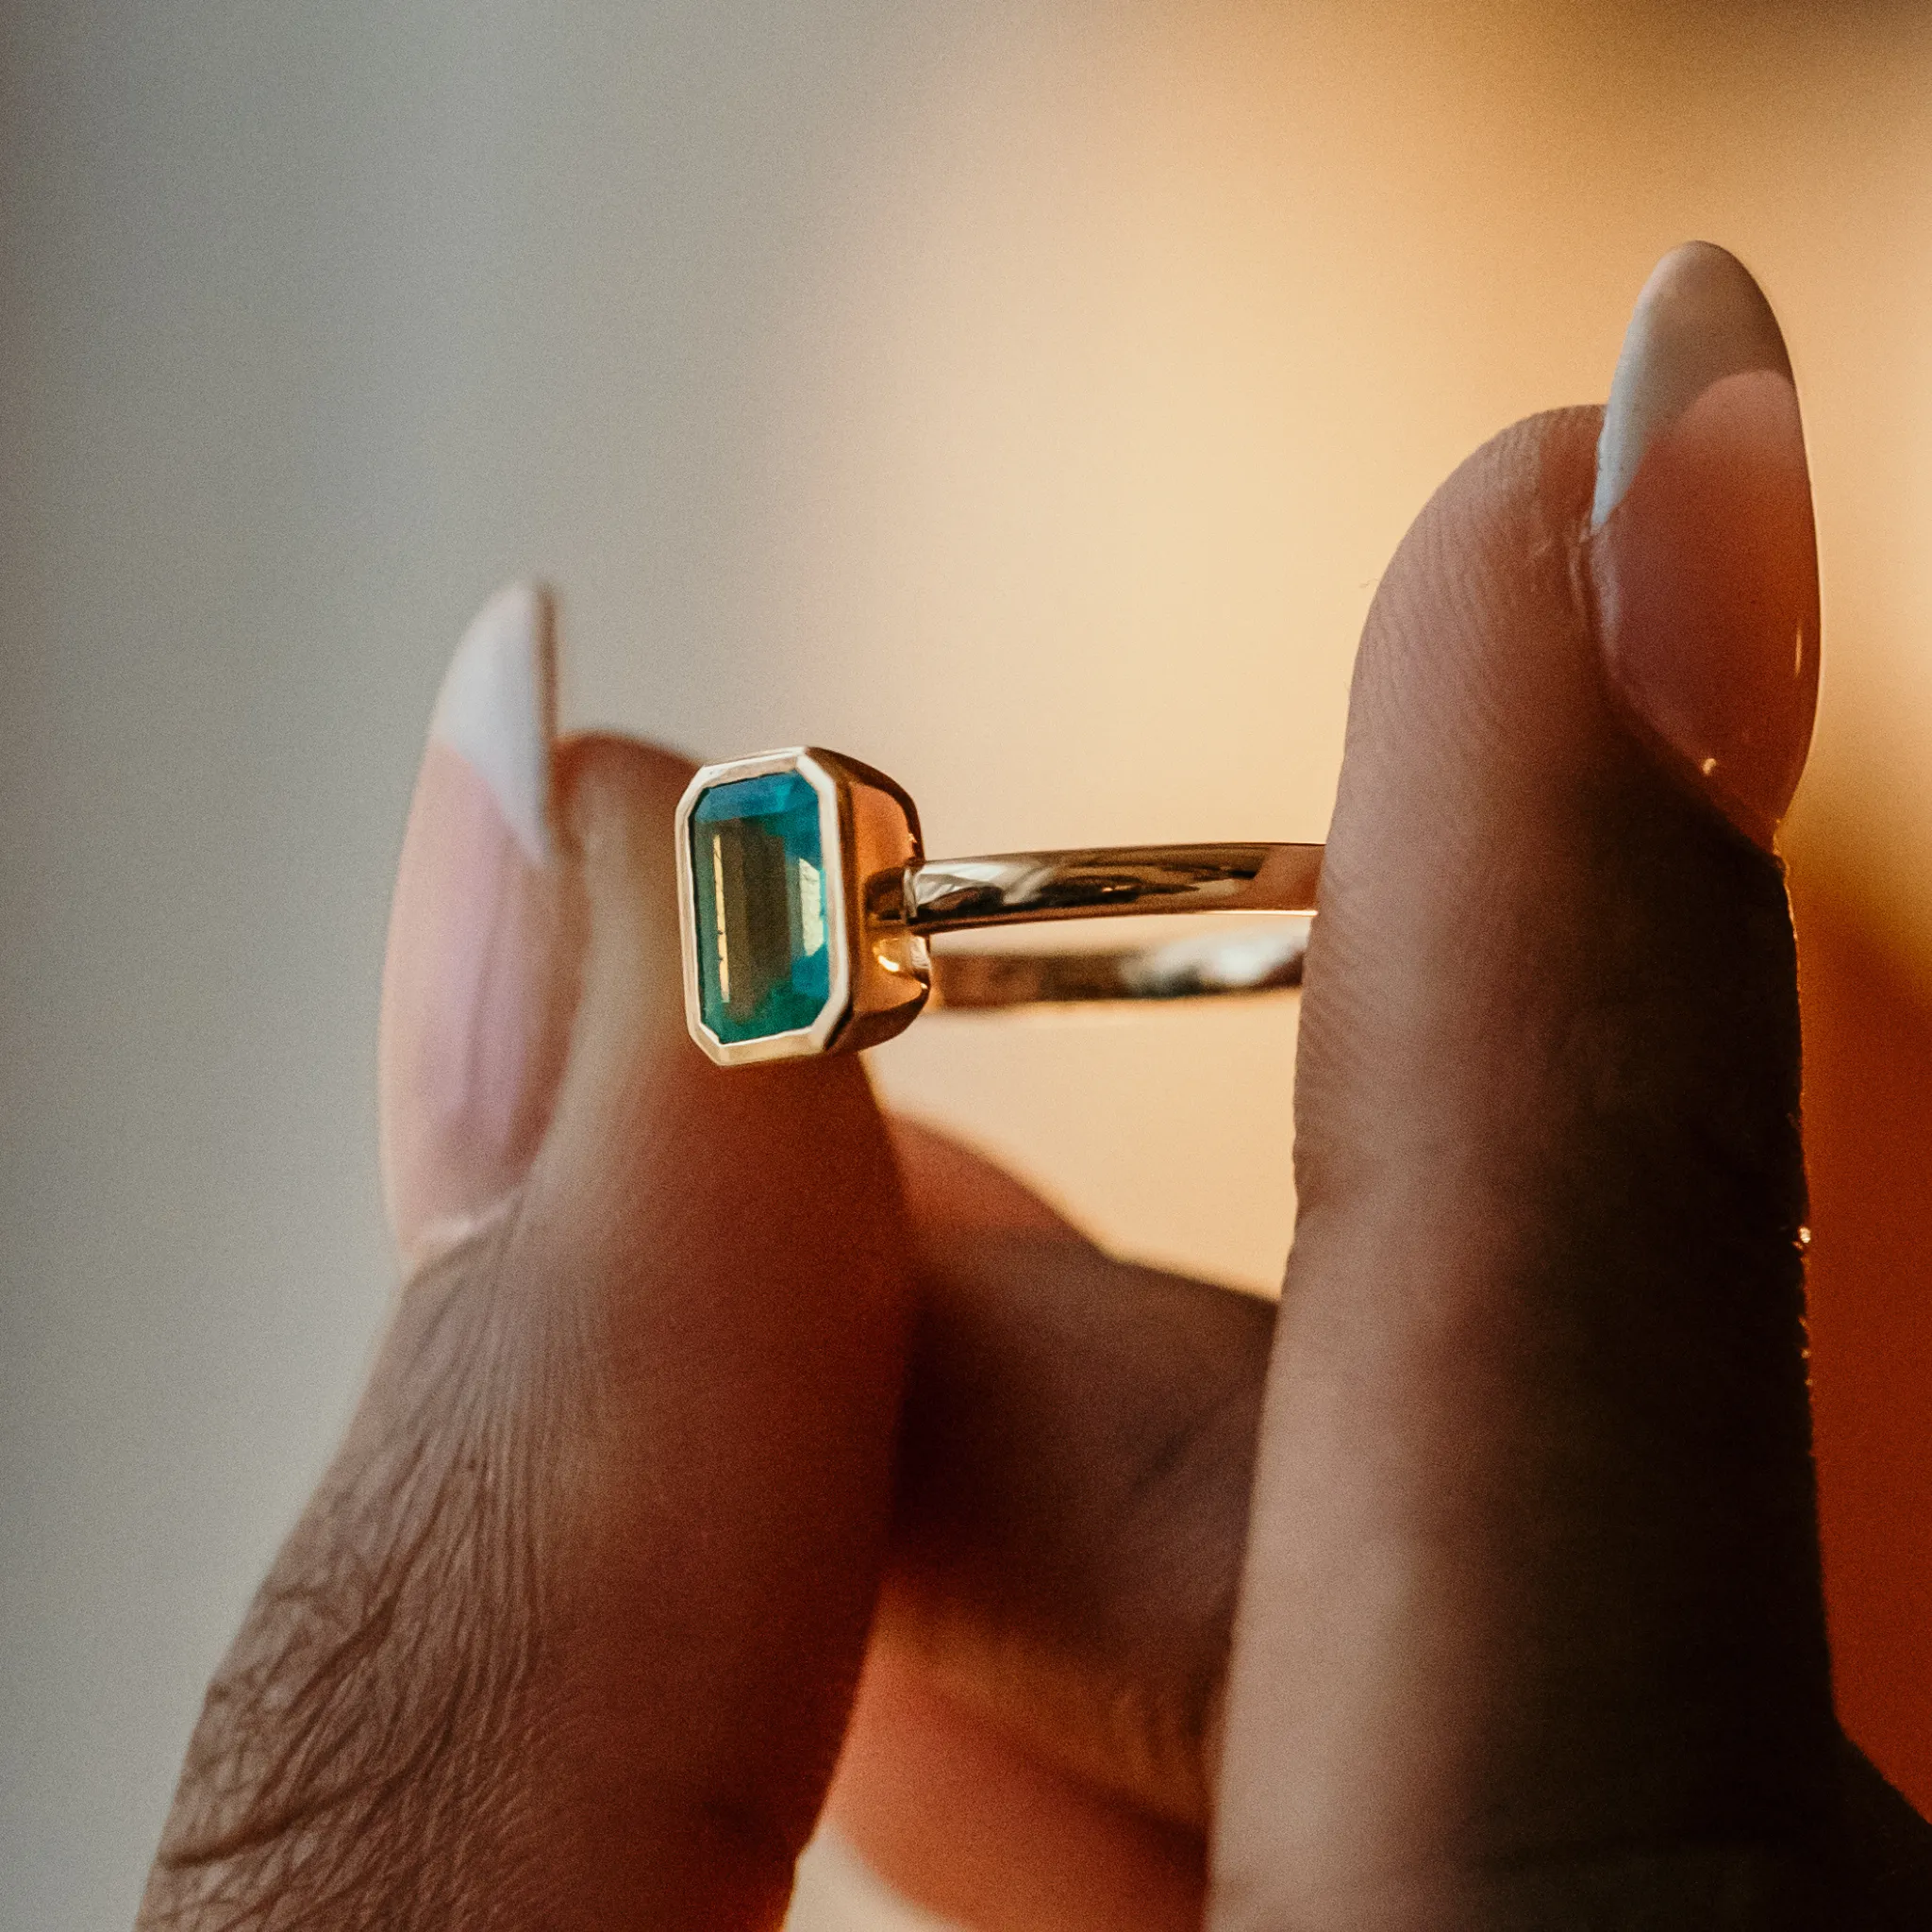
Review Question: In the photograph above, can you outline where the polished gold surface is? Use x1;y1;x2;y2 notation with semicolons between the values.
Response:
908;841;1321;931
908;842;1318;1016
822;749;934;1052
929;919;1309;1008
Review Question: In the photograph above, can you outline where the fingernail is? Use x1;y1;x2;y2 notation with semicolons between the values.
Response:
378;582;578;1265
1589;242;1820;850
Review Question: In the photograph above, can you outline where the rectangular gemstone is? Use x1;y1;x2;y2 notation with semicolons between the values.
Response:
690;769;834;1044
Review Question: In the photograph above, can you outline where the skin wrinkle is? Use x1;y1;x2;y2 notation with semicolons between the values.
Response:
148;1151;829;1930
879;1228;1271;1836
145;1223;555;1928
1118;1370;1262;1817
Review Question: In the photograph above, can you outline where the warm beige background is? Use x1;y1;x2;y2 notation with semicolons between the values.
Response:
6;4;1932;1925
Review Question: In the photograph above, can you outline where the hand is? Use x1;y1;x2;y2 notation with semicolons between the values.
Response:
139;245;1932;1930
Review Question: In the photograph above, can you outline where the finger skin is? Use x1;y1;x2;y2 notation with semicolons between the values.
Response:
1213;409;1839;1927
832;1646;1208;1932
878;1124;1271;1832
882;1225;1268;1831
827;1122;1266;1927
843;1130;1932;1928
140;737;910;1931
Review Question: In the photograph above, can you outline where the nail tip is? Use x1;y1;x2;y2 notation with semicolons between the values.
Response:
1593;240;1792;528
1590;245;1818;852
429;580;558;861
1645;241;1790;368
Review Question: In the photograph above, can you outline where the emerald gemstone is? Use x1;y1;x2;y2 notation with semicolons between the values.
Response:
690;769;834;1044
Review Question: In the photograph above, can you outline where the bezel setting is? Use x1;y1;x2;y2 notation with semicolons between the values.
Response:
675;746;929;1066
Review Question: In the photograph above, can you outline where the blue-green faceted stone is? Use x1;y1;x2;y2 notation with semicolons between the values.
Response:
690;769;834;1044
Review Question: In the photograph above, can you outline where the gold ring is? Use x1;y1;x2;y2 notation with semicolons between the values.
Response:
675;747;1321;1067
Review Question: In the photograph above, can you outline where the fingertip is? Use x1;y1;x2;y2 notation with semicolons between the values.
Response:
553;729;699;860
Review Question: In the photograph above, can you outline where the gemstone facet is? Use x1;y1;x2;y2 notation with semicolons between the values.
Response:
689;768;834;1045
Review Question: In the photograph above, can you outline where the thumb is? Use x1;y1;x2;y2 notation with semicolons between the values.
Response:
1213;245;1833;1926
376;585;912;1921
148;587;908;1931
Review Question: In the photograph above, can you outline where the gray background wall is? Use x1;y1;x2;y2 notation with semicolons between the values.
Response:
7;5;1932;1924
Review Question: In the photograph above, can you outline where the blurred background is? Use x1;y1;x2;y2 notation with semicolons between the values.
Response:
6;2;1932;1924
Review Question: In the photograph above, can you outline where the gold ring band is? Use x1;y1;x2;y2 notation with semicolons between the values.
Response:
910;843;1316;1012
926;922;1310;1009
675;747;1320;1067
908;841;1320;930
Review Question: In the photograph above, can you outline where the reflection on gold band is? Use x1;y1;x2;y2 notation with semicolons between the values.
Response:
928;918;1309;1009
889;843;1320;1011
908;841;1321;932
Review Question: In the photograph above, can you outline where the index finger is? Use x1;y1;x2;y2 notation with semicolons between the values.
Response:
1213;246;1839;1925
